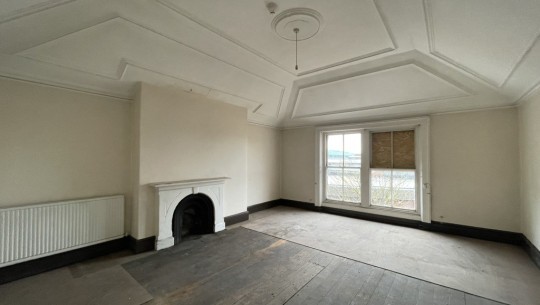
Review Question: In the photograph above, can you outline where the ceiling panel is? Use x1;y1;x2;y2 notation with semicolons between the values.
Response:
0;53;134;99
122;64;269;117
159;0;395;75
17;17;283;117
501;40;540;101
0;0;72;22
426;0;540;87
293;64;469;118
282;93;511;128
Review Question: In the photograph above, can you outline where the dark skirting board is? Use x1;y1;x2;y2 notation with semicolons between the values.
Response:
127;235;156;254
0;237;127;285
224;211;249;226
247;199;281;214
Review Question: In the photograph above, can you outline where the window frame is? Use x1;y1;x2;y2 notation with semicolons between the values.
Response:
315;117;431;223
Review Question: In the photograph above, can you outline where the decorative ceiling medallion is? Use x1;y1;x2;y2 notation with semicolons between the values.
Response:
271;8;323;41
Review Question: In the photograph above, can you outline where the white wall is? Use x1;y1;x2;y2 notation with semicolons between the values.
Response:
132;83;248;239
280;108;521;232
0;78;132;229
431;108;520;232
247;124;281;206
1;77;526;240
281;127;316;203
519;94;540;248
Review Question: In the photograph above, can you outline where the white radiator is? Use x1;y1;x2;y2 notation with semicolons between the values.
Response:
0;195;124;267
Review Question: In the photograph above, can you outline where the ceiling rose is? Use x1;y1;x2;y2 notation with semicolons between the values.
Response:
271;8;323;41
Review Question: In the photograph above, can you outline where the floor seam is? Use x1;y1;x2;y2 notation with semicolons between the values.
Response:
282;261;327;305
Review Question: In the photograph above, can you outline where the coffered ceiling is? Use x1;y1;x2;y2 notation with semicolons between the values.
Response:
1;0;539;127
159;0;396;75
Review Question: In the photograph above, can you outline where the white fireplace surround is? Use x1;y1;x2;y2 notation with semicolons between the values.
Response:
152;177;229;250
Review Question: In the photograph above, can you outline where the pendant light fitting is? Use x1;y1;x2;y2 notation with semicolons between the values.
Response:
271;8;323;72
294;28;299;70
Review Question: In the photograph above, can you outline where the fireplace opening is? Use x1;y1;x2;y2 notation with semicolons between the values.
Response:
172;193;215;244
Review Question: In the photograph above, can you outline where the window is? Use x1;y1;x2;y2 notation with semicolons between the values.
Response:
316;118;430;222
370;131;416;210
325;132;362;203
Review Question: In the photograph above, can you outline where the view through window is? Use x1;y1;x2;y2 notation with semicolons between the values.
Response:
370;169;416;210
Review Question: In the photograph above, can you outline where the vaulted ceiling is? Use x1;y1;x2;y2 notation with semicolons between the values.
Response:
1;0;539;127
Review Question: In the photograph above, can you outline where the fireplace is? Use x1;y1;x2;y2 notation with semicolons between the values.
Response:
172;193;214;244
152;177;228;250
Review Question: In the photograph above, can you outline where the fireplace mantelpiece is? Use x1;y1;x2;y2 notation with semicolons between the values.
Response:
152;177;229;250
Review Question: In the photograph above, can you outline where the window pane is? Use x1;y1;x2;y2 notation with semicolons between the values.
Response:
327;134;343;167
343;168;361;203
392;170;416;210
344;133;361;167
326;168;343;201
370;169;416;210
370;169;393;207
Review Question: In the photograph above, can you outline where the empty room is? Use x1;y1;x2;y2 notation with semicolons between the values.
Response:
1;0;539;304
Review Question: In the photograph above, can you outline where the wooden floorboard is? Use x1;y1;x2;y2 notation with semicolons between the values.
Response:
465;294;506;305
383;273;408;305
433;284;451;305
124;228;276;296
171;243;310;305
367;270;397;305
449;289;467;305
122;227;509;305
350;267;386;305
319;261;373;305
284;256;345;305
416;281;436;305
399;277;421;305
236;252;325;305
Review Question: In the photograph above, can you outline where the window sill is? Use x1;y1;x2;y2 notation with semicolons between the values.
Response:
321;201;421;221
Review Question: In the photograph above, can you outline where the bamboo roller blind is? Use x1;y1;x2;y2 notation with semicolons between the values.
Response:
371;130;415;169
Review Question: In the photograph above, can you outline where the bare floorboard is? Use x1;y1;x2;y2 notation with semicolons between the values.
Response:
319;261;374;305
243;206;540;305
449;289;467;305
399;277;421;305
283;256;345;305
236;252;326;305
367;270;397;305
350;267;386;305
0;217;519;305
465;294;506;305
416;281;435;305
120;227;505;305
383;273;408;305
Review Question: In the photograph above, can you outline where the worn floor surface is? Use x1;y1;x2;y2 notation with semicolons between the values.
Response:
243;206;540;305
0;250;153;305
0;207;532;305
